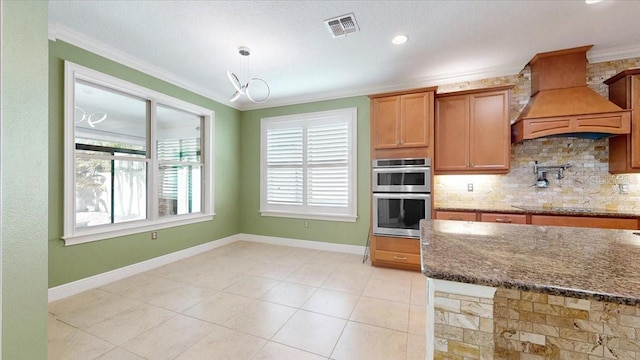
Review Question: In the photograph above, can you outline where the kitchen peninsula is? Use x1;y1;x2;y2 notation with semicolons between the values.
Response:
420;219;640;359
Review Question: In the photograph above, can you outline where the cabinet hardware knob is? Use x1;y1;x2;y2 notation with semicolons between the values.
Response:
393;255;408;260
470;163;474;167
495;218;512;223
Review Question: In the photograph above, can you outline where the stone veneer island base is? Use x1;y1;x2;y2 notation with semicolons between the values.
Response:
421;219;640;360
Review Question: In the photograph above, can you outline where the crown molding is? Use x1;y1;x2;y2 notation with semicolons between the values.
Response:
46;22;640;112
240;63;525;111
588;44;640;64
48;23;241;110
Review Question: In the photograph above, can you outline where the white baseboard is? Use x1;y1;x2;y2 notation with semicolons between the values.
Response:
48;233;366;302
237;233;366;255
48;234;241;302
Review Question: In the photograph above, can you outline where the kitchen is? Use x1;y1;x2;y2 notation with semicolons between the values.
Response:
370;46;640;268
371;45;640;358
6;1;640;359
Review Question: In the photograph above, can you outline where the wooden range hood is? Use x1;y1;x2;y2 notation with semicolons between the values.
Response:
511;45;631;143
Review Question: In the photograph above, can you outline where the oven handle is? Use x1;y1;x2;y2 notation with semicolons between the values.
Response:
372;167;431;174
372;193;431;199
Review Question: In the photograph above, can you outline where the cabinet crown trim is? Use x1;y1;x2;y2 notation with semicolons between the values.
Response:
435;84;515;98
368;86;437;99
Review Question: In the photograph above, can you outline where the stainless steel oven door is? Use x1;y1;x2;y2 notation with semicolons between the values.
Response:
372;193;431;239
372;167;431;193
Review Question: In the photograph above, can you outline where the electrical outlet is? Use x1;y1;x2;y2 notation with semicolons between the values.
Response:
619;184;629;194
467;183;474;192
304;221;309;228
151;231;158;240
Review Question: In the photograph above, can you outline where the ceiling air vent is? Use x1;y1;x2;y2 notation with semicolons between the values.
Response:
325;13;359;38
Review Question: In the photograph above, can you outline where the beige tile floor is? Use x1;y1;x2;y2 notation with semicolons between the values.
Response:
48;241;427;360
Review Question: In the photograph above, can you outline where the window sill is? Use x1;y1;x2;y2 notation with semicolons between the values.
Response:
259;210;357;223
62;213;215;246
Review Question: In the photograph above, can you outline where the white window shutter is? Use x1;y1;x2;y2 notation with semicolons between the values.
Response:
307;123;349;207
260;107;356;222
266;127;304;205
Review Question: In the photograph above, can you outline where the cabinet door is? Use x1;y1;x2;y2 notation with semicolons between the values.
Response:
630;76;640;168
435;95;469;172
372;96;400;149
400;93;430;148
469;90;510;171
607;75;640;173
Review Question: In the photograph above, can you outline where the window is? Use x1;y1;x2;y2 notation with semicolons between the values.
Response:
260;108;357;222
64;62;214;245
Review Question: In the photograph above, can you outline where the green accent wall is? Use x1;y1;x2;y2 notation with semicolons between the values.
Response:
239;98;371;246
48;40;242;287
2;1;49;358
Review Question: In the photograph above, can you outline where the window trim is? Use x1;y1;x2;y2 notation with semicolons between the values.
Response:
259;108;357;222
63;61;215;245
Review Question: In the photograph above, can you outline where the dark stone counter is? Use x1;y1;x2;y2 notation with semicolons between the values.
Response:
420;219;640;305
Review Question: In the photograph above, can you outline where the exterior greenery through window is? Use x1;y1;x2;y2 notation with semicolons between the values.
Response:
64;62;214;245
260;108;357;222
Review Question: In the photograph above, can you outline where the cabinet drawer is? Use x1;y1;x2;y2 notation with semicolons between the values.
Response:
374;236;420;254
375;250;421;265
531;215;638;230
435;211;477;221
480;213;527;224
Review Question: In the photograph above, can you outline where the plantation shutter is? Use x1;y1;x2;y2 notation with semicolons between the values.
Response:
266;127;304;205
307;122;349;207
260;107;356;221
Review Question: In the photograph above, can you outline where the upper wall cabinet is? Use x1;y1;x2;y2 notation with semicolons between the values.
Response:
606;69;640;174
435;86;513;174
370;87;436;159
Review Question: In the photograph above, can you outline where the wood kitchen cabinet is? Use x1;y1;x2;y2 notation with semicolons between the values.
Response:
370;87;436;158
435;86;513;174
370;235;421;271
435;210;477;221
480;213;527;224
606;69;640;174
531;215;638;230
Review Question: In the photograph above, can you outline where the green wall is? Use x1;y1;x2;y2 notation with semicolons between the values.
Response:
2;1;49;358
48;41;242;287
239;98;371;246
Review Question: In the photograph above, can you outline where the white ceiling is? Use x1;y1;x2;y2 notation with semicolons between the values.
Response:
49;0;640;111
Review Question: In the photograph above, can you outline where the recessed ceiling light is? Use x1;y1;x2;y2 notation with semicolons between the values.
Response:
392;35;408;45
585;0;603;4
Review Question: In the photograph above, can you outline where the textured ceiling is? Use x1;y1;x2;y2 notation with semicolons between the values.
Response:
49;1;640;110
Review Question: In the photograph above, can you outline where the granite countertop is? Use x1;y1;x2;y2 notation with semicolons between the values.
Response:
420;219;640;305
434;205;640;218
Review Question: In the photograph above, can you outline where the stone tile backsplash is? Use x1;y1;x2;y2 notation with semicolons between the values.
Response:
494;288;640;360
434;56;640;212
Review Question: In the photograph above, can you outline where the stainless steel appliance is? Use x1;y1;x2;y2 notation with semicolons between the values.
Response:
372;158;432;238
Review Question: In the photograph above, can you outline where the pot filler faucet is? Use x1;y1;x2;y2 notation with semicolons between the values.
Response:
532;161;572;188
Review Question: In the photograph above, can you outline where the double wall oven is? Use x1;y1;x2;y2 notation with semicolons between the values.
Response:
372;158;432;238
